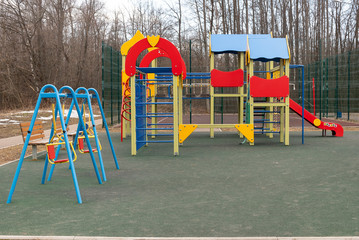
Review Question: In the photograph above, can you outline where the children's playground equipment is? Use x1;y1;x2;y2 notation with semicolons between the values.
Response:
120;31;343;156
7;85;119;204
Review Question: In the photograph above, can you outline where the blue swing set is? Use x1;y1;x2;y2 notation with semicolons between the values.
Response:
7;85;119;204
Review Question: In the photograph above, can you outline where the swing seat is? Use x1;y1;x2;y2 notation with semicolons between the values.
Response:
78;138;98;153
46;144;71;164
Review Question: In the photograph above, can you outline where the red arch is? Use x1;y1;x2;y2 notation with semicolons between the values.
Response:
125;37;185;77
140;49;169;67
139;48;187;79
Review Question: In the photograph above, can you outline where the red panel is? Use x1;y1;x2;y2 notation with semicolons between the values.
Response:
54;159;69;164
78;138;84;150
180;57;187;80
140;49;169;68
47;145;56;160
139;49;187;79
125;37;184;77
250;75;289;97
210;69;244;87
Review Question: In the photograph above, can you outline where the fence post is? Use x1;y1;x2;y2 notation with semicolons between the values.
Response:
101;41;105;127
307;64;310;112
316;62;322;120
110;46;113;125
335;55;339;118
118;51;121;124
348;51;351;120
189;40;192;124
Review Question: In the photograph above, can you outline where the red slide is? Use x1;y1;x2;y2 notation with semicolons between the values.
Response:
289;98;344;137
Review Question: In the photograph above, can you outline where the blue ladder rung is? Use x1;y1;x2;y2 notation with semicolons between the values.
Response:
147;134;174;136
137;115;174;118
137;140;174;143
254;119;270;122
148;82;172;85
255;131;280;134
137;102;173;105
148;112;173;115
137;128;173;130
147;123;173;126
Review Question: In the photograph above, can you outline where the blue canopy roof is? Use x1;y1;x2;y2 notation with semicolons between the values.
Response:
248;38;289;62
211;34;271;54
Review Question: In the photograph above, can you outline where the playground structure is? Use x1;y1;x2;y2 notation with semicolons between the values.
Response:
120;31;344;156
7;85;119;204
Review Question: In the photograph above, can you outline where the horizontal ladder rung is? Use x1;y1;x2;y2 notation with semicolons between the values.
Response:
137;128;173;130
147;123;173;126
255;131;280;134
137;140;174;143
137;115;173;118
147;134;174;136
137;102;173;105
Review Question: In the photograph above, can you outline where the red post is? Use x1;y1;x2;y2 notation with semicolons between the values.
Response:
312;78;316;116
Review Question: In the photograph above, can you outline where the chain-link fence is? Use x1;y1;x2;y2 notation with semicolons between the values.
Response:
102;42;122;126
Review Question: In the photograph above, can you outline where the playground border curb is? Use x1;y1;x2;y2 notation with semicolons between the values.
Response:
1;237;359;240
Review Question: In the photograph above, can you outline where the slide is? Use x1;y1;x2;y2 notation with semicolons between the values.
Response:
289;98;344;137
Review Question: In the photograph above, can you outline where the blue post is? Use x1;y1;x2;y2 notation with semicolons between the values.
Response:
77;87;107;182
8;85;82;204
89;88;120;170
42;103;58;184
55;88;82;204
7;89;43;203
301;66;305;144
65;87;103;184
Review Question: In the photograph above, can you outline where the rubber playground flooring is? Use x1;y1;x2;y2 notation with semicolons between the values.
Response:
0;131;359;237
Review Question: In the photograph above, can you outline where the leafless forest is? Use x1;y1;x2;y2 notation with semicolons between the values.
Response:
0;0;358;109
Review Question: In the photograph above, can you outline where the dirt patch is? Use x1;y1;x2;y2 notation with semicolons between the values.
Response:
0;125;121;165
0;105;102;139
0;144;46;166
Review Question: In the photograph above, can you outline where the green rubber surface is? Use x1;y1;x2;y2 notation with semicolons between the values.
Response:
0;131;358;237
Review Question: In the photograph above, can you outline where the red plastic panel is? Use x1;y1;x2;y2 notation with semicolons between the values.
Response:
180;57;187;80
250;75;289;97
78;138;84;150
140;49;169;67
47;145;56;160
140;49;187;80
210;69;244;87
54;159;69;163
125;37;184;77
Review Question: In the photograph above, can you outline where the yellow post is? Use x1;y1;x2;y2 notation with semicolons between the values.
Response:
238;53;245;138
279;59;285;143
265;61;274;139
173;75;179;155
269;61;274;138
130;76;137;155
249;59;254;146
285;59;290;146
121;55;128;138
179;75;183;126
210;52;215;138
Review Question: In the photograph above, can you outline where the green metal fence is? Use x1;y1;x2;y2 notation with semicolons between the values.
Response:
102;42;122;126
302;49;359;120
